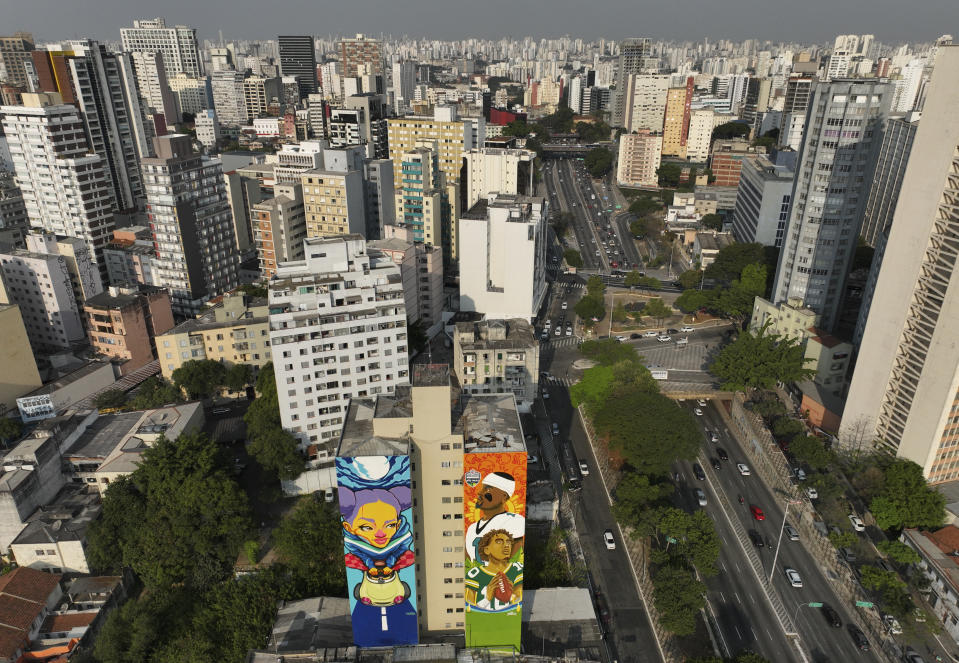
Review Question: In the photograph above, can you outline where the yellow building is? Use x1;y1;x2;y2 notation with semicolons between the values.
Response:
662;84;691;158
300;169;367;238
0;304;42;412
156;292;272;380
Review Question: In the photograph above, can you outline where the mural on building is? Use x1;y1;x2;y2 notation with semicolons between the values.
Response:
463;451;527;650
336;455;418;647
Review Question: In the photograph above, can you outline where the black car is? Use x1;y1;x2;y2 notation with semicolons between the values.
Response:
821;604;842;628
716;447;729;461
748;530;764;548
848;624;870;651
711;458;721;470
693;463;706;481
667;328;678;334
630;333;641;339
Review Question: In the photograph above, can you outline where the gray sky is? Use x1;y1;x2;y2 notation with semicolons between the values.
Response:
6;0;958;45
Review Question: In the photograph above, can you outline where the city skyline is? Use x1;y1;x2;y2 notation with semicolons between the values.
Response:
5;0;958;45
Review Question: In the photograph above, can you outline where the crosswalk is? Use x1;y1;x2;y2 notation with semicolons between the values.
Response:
541;375;573;388
540;335;581;349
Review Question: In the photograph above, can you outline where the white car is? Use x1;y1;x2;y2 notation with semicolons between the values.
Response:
561;301;568;310
657;335;672;343
697;399;707;407
849;514;866;532
603;529;616;550
616;335;627;342
565;328;573;336
694;408;704;416
805;487;818;500
695;488;707;506
579;461;589;476
680;325;694;332
883;614;903;635
793;467;807;481
644;330;659;337
784;567;803;588
737;463;751;476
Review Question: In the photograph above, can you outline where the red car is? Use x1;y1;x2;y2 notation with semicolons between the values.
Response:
750;505;765;521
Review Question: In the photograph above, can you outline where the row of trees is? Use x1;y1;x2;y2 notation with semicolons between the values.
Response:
244;363;305;480
574;275;607;327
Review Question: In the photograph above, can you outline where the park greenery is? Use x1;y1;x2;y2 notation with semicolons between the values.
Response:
573;275;607;327
524;527;582;589
244;363;304;480
564;248;584;268
711;121;751;141
584;146;614;177
656;162;683;188
709;321;815;393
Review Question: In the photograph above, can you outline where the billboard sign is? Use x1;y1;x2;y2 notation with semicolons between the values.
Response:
335;455;418;647
463;451;527;650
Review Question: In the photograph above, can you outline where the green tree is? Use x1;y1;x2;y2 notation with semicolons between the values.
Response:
570;365;617;411
636;276;662;290
0;418;23;444
869;459;946;532
704;242;766;283
752;135;777;149
574;295;606;325
245;363;304;480
584;147;613;177
712;263;766;322
629;217;651;237
225;363;253;393
678;269;704;290
624;270;642;287
710;321;815;393
238;283;268;299
273;497;347;595
172;359;228;399
95;389;128;410
828;530;858;548
593;391;701;475
789;435;835;470
629;196;661;217
586;275;606;297
656;162;682;188
579;338;641;366
652;565;706;635
525;527;577;588
859;565;914;619
877;540;921;565
772;417;804;439
642;297;672;324
612;303;628;322
674;288;713;313
186;573;281;662
701;213;723;231
614;472;674;533
563;249;583;268
128;376;183;410
711;121;751;141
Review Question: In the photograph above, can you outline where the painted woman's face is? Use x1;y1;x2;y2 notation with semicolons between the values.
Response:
343;500;400;548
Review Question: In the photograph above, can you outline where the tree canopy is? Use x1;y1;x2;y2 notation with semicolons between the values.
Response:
273;497;347;595
701;213;723;231
876;540;921;565
245;363;304;480
656;163;682;188
678;269;704;290
172;359;228;399
579;338;640;366
789;435;835;470
869;459;945;532
128;376;184;410
652;564;706;635
674;289;714;313
709;321;815;392
574;295;605;325
642;297;672;322
704;242;766;283
584;147;613;177
712;263;766;321
564;249;583;268
712;121;751;141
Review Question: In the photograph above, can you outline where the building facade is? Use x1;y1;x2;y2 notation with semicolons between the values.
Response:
254;183;307;278
0;304;42;412
84;286;175;374
622;74;670;134
453;319;539;407
463;148;535;211
612;38;653;127
120;17;202;78
278;35;317;98
616;131;662;188
731;150;797;248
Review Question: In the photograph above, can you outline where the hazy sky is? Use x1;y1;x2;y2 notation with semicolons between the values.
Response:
6;0;958;45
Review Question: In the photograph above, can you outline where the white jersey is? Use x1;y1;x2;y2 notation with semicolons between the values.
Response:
465;511;525;561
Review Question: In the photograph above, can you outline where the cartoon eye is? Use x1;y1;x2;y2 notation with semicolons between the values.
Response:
358;524;374;532
385;522;398;530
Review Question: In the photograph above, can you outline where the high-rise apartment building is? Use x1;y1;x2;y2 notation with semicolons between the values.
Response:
210;71;247;126
372;225;444;329
453;318;540;407
859;113;920;248
394;144;447;248
121;18;202;78
391;60;416;113
463;147;535;210
780;74;816;150
731;150;797;248
0;33;35;88
685;108;715;162
661;79;693;158
742;77;772;129
0;170;28;236
339;34;384;80
268;235;409;453
277;35;317;98
254;183;306;278
364;159;395;239
83;285;175;374
616;130;663;188
459;193;547;322
130;50;179;124
243;76;282;123
623;74;670;133
168;72;212;117
613;38;652;126
300;146;368;238
0;304;42;412
842;46;959;481
25;233;103;303
329;94;390;159
892;59;925;113
771;78;891;332
709;139;757;188
1;95;115;269
142;134;239;317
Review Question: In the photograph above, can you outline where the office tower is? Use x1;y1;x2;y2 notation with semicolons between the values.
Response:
742;77;772;129
329;94;390;159
0;95;115;269
243;76;282;122
120;18;202;78
859;113;920;248
391;60;416;113
771;79;892;332
780;74;816;150
731;150;797;247
268;235;409;452
32;42;153;212
616;130;662;187
130;51;179;124
168;72;213;117
459;193;547;322
83;285;175;374
364;159;395;239
143;134;239;317
0;245;86;351
842;46;959;481
685;108;715;162
0;304;42;411
277;36;316;98
394;144;446;247
613;38;652;126
300;146;367;238
463;147;535;210
661;78;693;158
0;33;35;88
253;183;306;278
210;71;247;126
622;74;670;133
339;34;384;80
194;109;220;149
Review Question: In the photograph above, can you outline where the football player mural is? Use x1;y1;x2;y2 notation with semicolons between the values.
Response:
335;455;418;647
463;452;527;650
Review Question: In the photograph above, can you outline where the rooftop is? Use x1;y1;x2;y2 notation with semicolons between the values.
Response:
21;360;112;398
12;484;101;546
64;411;142;460
904;527;959;594
455;319;537;350
523;587;597;623
456;394;525;453
337;398;411;458
413;363;450;388
267;596;353;652
83;286;165;310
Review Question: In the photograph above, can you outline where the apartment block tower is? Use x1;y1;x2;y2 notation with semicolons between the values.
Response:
142;134;239;317
780;74;816;150
622;74;670;134
121;18;202;78
0;33;35;88
394;144;446;247
843;46;959;481
253;183;306;278
771;78;891;331
210;71;247;126
300;145;368;238
613;38;653;127
130;50;179;124
661;78;694;158
0;94;115;270
268;235;409;453
339;35;384;79
278;35;317;98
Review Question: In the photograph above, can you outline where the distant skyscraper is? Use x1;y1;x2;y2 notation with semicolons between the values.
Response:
131;50;179;124
391;60;416;113
121;17;202;78
859;113;920;248
612;38;652;127
661;78;693;158
779;74;816;151
0;33;34;88
210;70;247;126
842;46;959;482
277;35;317;98
771;78;892;331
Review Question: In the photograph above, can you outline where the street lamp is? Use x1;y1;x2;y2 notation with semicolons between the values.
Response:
768;498;805;584
792;601;823;623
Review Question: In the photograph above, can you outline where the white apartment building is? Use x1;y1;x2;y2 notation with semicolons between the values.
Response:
0;95;115;270
168;73;211;117
194;109;220;149
210;71;247;126
459;193;547;322
373;224;444;331
120;18;202;78
131;50;179;123
685;108;715;162
269;235;409;454
616;131;662;188
731;151;796;248
243;76;282;123
453;318;540;408
463;147;535;210
623;74;670;133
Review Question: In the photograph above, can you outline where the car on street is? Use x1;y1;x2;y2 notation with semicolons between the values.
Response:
212;407;231;415
848;624;870;651
695;488;707;506
542;390;550;400
693;407;704;416
903;647;926;663
541;331;548;340
737;463;751;476
561;301;568;310
711;458;721;470
793;467;807;481
527;455;539;464
644;330;659;337
693;463;706;480
884;614;903;635
785;525;800;541
657;335;672;342
555;327;562;336
849;514;866;531
579;461;589;476
630;333;641;339
784;567;803;588
680;325;694;332
667;328;678;334
566;328;573;336
716;447;728;461
822;604;842;628
710;431;719;442
750;505;765;521
805;487;818;499
697;399;707;407
603;529;616;550
748;530;764;548
616;335;627;342
551;422;560;436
